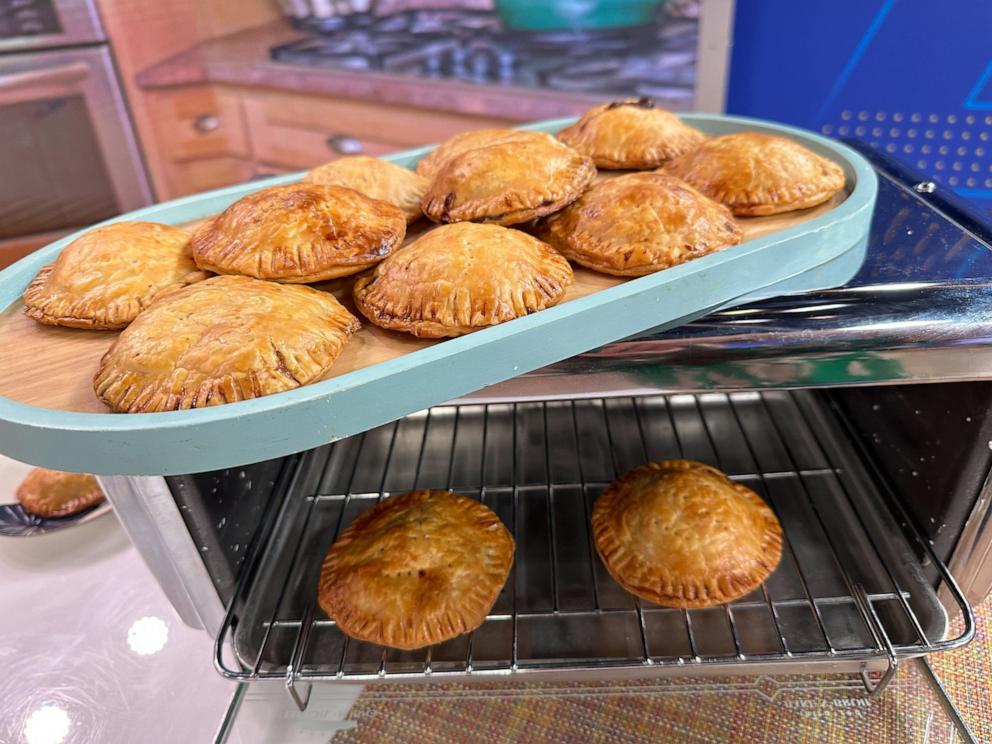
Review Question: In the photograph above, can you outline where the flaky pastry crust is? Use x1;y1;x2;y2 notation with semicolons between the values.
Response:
93;275;360;412
191;183;406;282
420;130;596;225
557;98;705;169
538;173;741;276
664;132;846;216
318;490;514;650
16;468;105;518
304;156;427;223
414;129;537;180
22;222;205;330
592;460;783;608
353;222;573;338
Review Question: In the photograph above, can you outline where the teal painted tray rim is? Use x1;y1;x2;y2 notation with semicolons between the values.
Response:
0;114;877;469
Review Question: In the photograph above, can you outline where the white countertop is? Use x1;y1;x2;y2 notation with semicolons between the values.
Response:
0;457;236;744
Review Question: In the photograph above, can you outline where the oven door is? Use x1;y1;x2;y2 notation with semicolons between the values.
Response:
0;45;152;266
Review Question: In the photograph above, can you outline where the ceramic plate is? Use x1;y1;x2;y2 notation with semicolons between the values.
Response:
0;455;110;537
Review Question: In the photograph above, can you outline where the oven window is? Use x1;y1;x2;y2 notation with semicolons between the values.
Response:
0;96;118;239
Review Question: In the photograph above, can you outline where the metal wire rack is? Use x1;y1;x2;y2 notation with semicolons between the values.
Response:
215;391;973;710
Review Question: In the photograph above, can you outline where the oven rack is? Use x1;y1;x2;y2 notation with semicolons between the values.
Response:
215;391;973;710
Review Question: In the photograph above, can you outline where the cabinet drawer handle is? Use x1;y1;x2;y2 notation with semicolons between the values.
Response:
194;115;220;133
326;135;363;155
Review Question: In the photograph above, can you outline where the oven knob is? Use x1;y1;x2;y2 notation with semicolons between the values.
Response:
326;134;364;155
193;115;220;133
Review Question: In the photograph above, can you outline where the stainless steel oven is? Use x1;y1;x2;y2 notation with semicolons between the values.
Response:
97;146;992;741
0;0;151;267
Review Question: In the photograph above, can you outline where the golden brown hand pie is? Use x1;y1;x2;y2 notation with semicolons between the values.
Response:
537;173;741;276
94;275;360;412
592;460;783;608
303;156;427;223
16;468;105;518
414;128;536;180
318;490;514;650
420;130;596;225
557;98;706;169
664;132;846;216
191;183;406;283
23;221;205;330
353;222;574;338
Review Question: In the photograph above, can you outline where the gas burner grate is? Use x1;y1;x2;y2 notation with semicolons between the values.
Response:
216;391;972;707
269;10;697;99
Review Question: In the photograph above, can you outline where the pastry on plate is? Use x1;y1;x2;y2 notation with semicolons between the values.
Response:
415;128;536;181
557;98;705;169
420;130;596;225
23;222;205;330
664;132;846;216
353;222;573;338
304;156;427;223
592;460;783;608
191;183;406;283
16;468;105;518
94;275;360;412
537;173;741;276
318;489;514;650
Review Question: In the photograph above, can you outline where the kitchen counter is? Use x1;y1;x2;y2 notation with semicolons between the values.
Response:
136;21;618;122
0;456;235;744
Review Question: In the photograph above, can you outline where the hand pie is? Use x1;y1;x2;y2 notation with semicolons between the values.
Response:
16;468;105;518
420;130;596;225
353;222;574;338
191;183;406;283
415;128;536;181
537;173;741;276
664;132;846;216
557;98;705;169
303;156;427;223
23;221;205;330
592;460;783;608
94;275;360;412
318;490;514;650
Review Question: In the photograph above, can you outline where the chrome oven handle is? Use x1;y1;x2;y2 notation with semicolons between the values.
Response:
0;62;90;92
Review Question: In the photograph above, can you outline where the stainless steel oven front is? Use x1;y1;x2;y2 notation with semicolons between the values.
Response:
0;0;151;266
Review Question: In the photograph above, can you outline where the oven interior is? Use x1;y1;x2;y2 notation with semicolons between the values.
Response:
165;383;988;710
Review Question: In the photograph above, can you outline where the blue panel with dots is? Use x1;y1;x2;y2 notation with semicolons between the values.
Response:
728;0;992;217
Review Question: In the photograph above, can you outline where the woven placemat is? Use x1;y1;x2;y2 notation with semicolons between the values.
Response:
334;600;989;743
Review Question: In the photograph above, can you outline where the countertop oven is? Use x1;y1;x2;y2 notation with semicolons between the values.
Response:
98;145;992;741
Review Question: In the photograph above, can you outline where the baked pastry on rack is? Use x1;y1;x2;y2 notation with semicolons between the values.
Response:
22;221;206;330
191;183;406;282
537;173;741;276
664;132;846;216
592;460;783;608
419;130;595;225
304;156;427;223
318;489;514;650
353;222;574;338
557;98;706;169
94;275;360;412
16;468;105;518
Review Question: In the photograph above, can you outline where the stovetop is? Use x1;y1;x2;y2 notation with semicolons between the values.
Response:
270;9;697;100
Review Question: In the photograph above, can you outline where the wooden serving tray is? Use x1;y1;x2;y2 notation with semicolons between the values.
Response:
0;194;842;414
0;115;877;474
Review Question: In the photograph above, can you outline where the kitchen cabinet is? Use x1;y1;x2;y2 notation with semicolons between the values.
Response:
145;85;511;199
